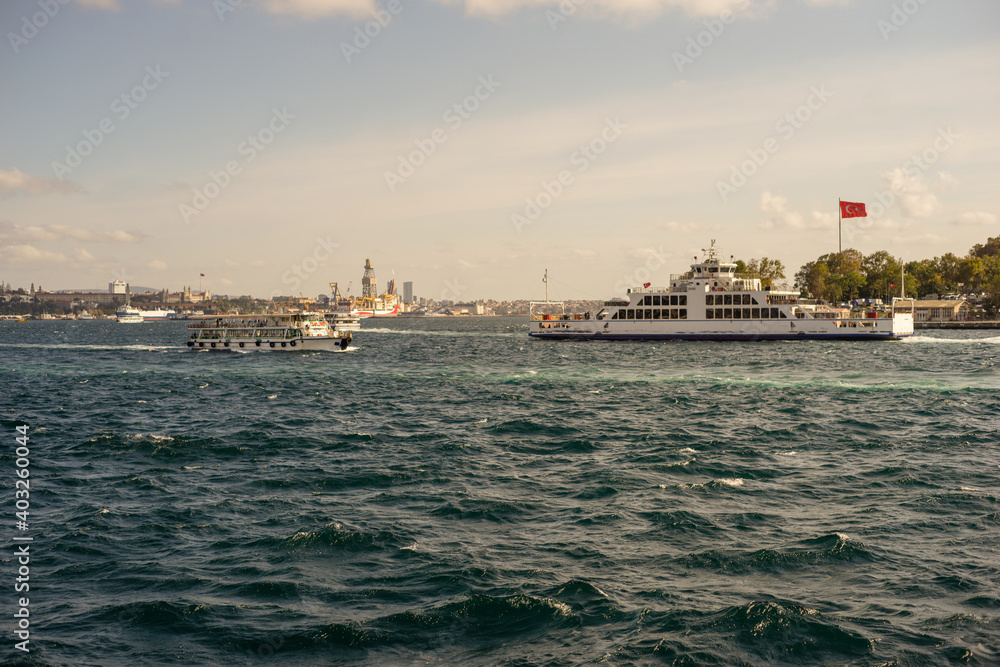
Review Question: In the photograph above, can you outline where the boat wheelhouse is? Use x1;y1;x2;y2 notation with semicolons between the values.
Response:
530;241;914;341
116;307;143;324
187;312;353;351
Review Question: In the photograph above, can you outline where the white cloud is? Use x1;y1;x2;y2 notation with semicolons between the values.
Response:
220;278;235;286
435;0;766;20
0;221;145;244
758;191;833;230
0;169;83;197
149;260;169;270
950;211;996;226
0;245;69;263
881;167;940;219
73;248;97;262
261;0;375;19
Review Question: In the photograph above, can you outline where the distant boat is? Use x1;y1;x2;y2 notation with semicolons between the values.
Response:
186;312;354;351
137;308;176;320
116;307;143;324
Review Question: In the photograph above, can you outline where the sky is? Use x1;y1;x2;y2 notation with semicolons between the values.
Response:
1;0;998;302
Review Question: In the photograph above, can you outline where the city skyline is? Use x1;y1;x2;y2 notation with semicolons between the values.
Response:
2;0;998;302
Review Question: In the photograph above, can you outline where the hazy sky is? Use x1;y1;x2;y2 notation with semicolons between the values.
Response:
1;0;998;302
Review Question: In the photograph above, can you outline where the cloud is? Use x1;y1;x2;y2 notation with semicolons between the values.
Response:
758;191;833;230
261;0;375;19
436;0;765;20
220;278;234;286
0;221;145;244
950;211;996;226
149;260;169;270
572;248;597;257
0;169;83;197
225;259;242;268
73;248;97;262
0;245;69;264
881;168;940;219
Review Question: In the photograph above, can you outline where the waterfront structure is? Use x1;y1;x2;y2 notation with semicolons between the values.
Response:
911;299;969;322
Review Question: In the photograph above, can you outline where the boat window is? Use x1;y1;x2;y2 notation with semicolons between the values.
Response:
778;310;786;318
670;309;678;319
611;311;618;320
619;309;626;319
636;309;644;320
705;295;713;306
752;296;760;305
724;308;732;318
751;308;759;318
643;296;652;306
760;309;768;319
627;309;634;319
733;308;742;319
680;309;687;319
652;309;660;320
724;295;732;305
653;296;661;306
706;309;714;320
669;295;677;306
740;294;748;305
743;308;751;319
645;309;652;319
679;295;687;306
713;295;722;305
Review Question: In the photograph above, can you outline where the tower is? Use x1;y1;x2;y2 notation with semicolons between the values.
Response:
361;259;377;299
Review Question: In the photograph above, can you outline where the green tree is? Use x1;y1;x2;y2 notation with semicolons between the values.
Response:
862;250;904;301
970;236;1000;259
747;257;786;289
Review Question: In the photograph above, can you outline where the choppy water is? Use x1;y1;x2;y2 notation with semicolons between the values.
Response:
1;318;998;666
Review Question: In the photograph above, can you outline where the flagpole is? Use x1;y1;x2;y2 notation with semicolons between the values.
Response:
838;198;842;254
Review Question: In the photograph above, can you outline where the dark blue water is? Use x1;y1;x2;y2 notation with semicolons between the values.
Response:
1;318;998;666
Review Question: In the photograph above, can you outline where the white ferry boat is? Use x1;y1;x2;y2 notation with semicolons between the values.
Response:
116;307;144;324
137;308;176;320
530;241;914;341
187;313;353;351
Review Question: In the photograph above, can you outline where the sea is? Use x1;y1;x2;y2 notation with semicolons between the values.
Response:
1;317;998;666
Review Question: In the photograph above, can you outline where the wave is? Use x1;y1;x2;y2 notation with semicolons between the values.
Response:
0;342;178;351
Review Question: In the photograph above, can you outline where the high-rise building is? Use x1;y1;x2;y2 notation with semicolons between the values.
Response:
403;281;413;303
109;280;127;294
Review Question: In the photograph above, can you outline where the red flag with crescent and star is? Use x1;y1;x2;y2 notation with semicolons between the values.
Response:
840;201;867;218
643;282;651;288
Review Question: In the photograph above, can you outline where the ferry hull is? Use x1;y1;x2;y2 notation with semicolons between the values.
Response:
188;336;350;351
530;315;913;341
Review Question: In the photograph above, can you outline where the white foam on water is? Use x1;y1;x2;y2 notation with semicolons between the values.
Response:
714;478;745;488
679;447;698;454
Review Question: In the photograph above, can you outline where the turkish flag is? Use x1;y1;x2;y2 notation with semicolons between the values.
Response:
643;282;651;288
840;201;867;218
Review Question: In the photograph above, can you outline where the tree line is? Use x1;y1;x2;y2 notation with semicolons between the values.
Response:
792;235;1000;314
